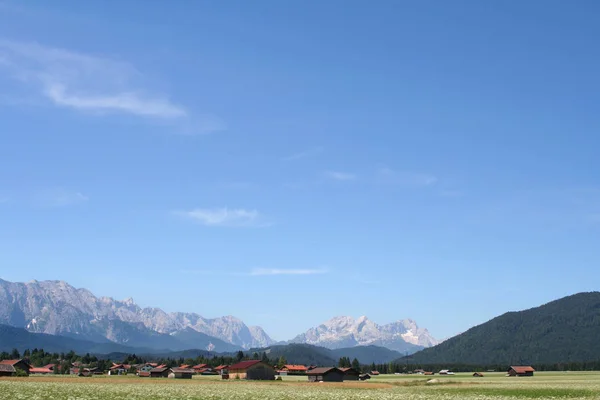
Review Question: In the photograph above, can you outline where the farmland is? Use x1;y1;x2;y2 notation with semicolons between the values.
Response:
2;372;600;399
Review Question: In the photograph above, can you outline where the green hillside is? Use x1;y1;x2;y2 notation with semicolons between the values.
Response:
402;292;600;365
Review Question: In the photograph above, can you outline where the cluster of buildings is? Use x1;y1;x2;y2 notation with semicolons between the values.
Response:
0;358;536;380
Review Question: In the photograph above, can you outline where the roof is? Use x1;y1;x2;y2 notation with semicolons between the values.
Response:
180;364;191;369
150;367;169;373
283;364;308;371
192;364;208;369
510;366;535;373
229;360;264;370
29;368;52;374
138;371;151;377
340;367;359;374
43;364;56;369
370;370;380;375
214;365;229;370
0;364;16;373
307;367;341;375
0;359;22;366
170;368;195;374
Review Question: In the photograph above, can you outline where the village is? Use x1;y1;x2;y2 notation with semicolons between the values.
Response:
0;358;537;382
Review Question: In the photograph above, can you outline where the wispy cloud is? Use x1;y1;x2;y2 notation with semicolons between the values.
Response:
0;39;221;131
250;268;328;276
33;188;88;207
376;167;437;187
325;171;356;181
175;207;268;227
283;146;324;161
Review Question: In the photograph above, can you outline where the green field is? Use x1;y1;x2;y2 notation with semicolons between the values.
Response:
1;372;600;399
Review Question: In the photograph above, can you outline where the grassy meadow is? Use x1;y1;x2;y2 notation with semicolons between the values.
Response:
1;371;600;399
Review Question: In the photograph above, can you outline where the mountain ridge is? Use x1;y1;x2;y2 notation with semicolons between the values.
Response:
290;315;439;353
402;291;600;365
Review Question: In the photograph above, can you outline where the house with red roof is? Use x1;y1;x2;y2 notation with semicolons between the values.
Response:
279;364;308;374
228;360;275;380
29;367;53;375
508;366;535;377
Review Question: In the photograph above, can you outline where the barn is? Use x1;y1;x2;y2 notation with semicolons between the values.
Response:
0;359;31;375
228;360;275;380
307;367;345;382
473;372;484;377
168;368;195;379
149;366;170;378
340;367;360;381
508;366;535;377
0;364;16;377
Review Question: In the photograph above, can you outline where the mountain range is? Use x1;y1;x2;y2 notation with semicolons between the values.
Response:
0;279;435;354
400;292;600;365
290;315;439;352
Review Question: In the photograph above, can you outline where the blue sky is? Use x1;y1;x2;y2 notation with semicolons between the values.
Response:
1;0;599;342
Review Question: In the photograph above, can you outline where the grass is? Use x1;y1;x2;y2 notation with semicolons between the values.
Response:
0;371;599;399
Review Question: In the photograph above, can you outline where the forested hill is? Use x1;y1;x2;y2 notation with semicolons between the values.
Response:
402;292;600;365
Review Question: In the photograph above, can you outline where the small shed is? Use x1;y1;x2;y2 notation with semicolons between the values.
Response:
370;370;380;376
307;367;345;382
228;360;275;380
359;373;371;381
168;368;195;379
473;372;484;377
340;367;360;381
150;367;170;378
508;366;535;377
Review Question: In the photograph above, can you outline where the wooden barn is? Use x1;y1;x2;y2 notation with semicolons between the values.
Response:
168;368;195;379
508;366;535;377
149;366;170;378
0;364;16;377
340;367;360;381
359;373;371;381
0;359;31;375
473;372;484;377
228;360;275;380
307;367;345;382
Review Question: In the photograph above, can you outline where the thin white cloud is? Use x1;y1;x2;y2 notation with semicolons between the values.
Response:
283;146;324;161
376;167;437;187
250;268;328;276
0;39;219;129
175;207;266;227
325;171;356;181
33;189;89;207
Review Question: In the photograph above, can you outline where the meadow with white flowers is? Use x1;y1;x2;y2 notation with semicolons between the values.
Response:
1;372;600;399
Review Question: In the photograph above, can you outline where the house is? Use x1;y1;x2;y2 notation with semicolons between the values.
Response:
424;371;434;376
280;364;308;374
439;370;454;375
508;366;535;377
43;364;57;371
29;367;53;375
370;370;380;376
192;364;208;373
0;359;31;375
214;365;229;376
473;372;484;377
149;367;170;378
307;367;345;382
109;363;127;375
168;367;195;379
228;360;275;380
340;367;360;381
414;369;425;374
359;373;371;381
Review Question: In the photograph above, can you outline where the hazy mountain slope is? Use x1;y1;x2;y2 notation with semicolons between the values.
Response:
403;292;600;365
